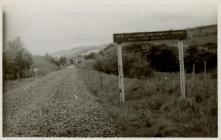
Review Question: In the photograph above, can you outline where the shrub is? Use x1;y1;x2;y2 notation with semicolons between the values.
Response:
185;43;217;73
145;44;179;72
94;48;118;75
94;43;153;79
58;57;67;65
84;53;96;60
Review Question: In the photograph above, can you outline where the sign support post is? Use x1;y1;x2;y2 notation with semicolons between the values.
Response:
115;43;125;102
178;40;186;99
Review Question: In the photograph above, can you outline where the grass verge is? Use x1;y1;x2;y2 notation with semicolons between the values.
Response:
78;68;217;137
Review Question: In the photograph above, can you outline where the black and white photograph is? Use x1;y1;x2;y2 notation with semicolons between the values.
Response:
1;0;219;138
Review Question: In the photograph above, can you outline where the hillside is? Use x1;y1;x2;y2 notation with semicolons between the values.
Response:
50;44;110;58
77;24;217;79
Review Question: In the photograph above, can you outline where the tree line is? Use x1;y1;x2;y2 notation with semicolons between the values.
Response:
3;37;72;80
44;53;75;67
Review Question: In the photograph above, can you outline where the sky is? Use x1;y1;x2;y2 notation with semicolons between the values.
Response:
2;0;217;55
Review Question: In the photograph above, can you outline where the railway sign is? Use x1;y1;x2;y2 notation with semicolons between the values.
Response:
113;29;187;102
113;30;187;43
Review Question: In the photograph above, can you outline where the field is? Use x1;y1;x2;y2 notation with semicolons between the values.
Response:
32;55;60;76
77;63;217;137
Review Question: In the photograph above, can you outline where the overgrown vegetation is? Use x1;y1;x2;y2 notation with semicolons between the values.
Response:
84;52;97;60
90;41;217;80
45;53;71;68
82;25;217;80
185;43;217;73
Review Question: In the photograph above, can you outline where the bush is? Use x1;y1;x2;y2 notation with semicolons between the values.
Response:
145;44;179;72
59;57;67;65
44;53;60;66
84;53;96;59
185;43;217;73
94;43;153;79
94;47;118;75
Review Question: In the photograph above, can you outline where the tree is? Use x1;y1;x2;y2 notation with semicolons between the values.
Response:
3;37;33;80
59;57;67;65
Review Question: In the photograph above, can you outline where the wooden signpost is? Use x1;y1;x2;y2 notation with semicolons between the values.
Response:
116;43;125;102
33;68;38;78
113;30;187;102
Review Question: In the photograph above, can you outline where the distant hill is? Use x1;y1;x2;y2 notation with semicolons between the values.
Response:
50;44;111;58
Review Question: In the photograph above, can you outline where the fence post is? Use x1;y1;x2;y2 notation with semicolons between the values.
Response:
34;68;38;78
204;60;207;80
192;64;195;80
17;72;20;81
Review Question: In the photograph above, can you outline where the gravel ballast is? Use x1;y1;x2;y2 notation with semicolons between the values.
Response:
3;65;119;137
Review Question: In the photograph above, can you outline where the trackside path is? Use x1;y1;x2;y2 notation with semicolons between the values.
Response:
3;65;119;137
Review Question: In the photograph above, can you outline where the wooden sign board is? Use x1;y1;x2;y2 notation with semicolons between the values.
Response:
113;30;187;43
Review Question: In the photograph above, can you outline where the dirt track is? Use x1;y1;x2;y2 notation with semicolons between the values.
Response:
3;65;119;137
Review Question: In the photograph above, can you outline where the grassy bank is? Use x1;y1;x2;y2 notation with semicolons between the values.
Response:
32;55;60;76
4;56;60;93
77;68;217;137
